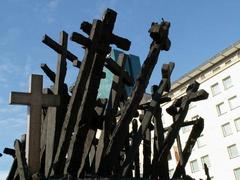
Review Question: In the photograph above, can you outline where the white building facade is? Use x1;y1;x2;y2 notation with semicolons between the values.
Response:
161;41;240;179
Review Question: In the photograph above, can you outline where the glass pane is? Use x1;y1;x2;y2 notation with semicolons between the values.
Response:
190;159;199;173
228;144;239;159
234;118;240;132
169;169;174;178
201;155;211;168
211;83;220;96
229;96;239;110
234;168;240;180
216;102;227;116
222;123;232;137
197;134;206;148
223;76;232;90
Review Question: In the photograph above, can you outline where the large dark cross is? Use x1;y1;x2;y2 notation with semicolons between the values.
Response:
64;9;131;177
41;31;71;177
95;53;129;174
99;19;171;176
10;74;60;174
151;81;208;179
52;8;130;177
120;63;174;176
42;32;81;68
173;117;204;178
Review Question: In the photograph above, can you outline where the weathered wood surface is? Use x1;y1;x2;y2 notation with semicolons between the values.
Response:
15;139;29;180
6;135;26;180
3;148;15;158
99;20;171;176
121;63;174;176
151;85;169;179
95;53;129;174
10;74;60;174
5;8;210;180
151;81;209;178
52;19;105;176
204;163;211;180
64;9;130;177
42;31;71;177
42;33;81;68
173;117;204;178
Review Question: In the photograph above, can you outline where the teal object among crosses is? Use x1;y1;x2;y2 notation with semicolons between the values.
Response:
98;49;141;98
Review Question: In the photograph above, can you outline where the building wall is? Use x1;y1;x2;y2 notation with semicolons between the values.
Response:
161;49;240;179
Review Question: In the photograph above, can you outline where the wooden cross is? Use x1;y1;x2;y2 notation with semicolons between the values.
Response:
95;53;129;174
10;74;60;174
120;63;174;176
52;9;130;177
42;31;71;177
62;9;130;177
42;32;82;68
99;20;171;176
173;117;204;178
151;81;208;178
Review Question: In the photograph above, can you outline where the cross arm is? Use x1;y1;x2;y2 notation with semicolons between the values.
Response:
42;33;81;66
42;94;60;107
105;57;133;86
10;92;32;105
3;148;15;158
189;89;209;102
148;20;171;51
41;63;56;83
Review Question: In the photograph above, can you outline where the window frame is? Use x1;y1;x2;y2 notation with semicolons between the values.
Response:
211;83;221;96
197;134;206;148
201;155;211;168
228;96;239;110
234;167;240;180
234;118;240;132
190;159;200;173
221;122;233;137
216;102;227;116
222;76;233;90
227;144;239;159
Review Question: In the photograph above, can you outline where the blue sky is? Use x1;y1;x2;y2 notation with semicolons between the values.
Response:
0;0;240;178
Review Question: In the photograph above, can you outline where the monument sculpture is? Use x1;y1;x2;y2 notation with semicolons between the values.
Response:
3;8;209;180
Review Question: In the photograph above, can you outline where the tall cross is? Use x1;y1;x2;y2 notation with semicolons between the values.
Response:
10;74;60;174
95;53;129;174
151;81;208;178
99;20;171;175
42;31;71;177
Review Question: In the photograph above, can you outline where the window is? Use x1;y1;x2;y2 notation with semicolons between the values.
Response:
182;119;191;133
197;134;206;148
222;76;232;90
212;66;220;73
222;123;233;137
190;159;199;173
169;169;174;178
225;59;232;65
168;152;172;161
201;155;211;168
228;96;239;110
182;126;191;133
234;167;240;180
227;144;239;159
216;102;227;116
211;83;221;96
234;118;240;132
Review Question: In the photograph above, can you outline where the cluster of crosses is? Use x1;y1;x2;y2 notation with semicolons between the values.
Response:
3;8;211;180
